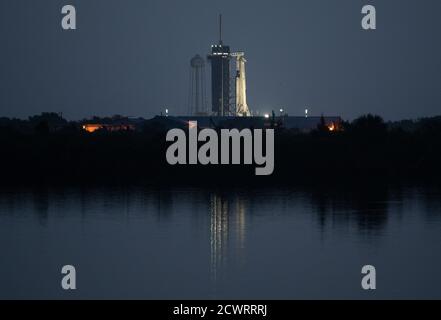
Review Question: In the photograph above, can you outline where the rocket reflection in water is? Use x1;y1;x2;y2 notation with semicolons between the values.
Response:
210;193;247;284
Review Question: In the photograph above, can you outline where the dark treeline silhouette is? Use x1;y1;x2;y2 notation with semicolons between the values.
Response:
1;113;441;185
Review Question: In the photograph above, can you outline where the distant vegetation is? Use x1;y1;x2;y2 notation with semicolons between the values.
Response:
1;112;441;185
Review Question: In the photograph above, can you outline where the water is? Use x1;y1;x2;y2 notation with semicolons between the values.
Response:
0;184;441;299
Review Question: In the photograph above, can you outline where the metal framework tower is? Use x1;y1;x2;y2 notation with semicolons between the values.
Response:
188;54;208;115
208;14;231;116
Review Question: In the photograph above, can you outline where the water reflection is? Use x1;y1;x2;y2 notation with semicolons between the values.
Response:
32;189;49;225
1;184;441;298
210;194;228;283
308;184;391;236
210;193;247;285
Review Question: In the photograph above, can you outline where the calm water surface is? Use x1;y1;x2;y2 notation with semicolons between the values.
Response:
0;184;441;299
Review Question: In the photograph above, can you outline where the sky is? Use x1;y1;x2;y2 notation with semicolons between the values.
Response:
0;0;440;121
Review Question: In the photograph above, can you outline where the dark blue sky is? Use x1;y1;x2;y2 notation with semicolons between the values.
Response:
1;0;440;120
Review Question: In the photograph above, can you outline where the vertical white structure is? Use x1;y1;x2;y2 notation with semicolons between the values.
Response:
231;52;251;116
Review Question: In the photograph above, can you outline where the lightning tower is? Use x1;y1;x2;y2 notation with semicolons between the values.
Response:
188;54;208;115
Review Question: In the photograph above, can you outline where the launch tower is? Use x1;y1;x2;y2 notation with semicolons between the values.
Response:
208;15;231;116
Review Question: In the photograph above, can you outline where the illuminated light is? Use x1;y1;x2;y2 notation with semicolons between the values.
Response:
280;109;283;113
82;124;103;133
264;114;270;119
188;121;197;129
328;123;336;131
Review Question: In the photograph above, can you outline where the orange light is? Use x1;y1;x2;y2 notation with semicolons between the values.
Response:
82;124;103;133
328;123;335;131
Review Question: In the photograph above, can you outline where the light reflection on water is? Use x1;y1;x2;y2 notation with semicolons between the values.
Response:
210;194;247;291
0;184;441;299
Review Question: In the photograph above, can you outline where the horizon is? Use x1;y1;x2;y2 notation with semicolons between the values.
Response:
2;111;441;123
